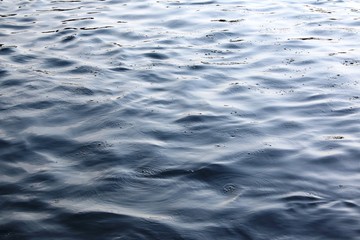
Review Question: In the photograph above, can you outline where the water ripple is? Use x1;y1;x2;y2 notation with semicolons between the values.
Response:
1;0;360;239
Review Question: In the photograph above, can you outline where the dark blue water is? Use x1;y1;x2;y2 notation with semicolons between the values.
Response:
1;0;360;239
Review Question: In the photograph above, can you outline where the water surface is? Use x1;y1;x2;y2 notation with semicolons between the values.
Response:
1;0;360;239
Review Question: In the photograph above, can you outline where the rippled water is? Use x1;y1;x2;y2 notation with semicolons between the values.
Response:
1;0;360;239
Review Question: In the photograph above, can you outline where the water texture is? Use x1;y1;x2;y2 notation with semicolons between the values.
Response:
1;0;360;239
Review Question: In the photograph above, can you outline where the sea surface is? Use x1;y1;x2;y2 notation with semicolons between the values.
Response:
1;0;360;239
